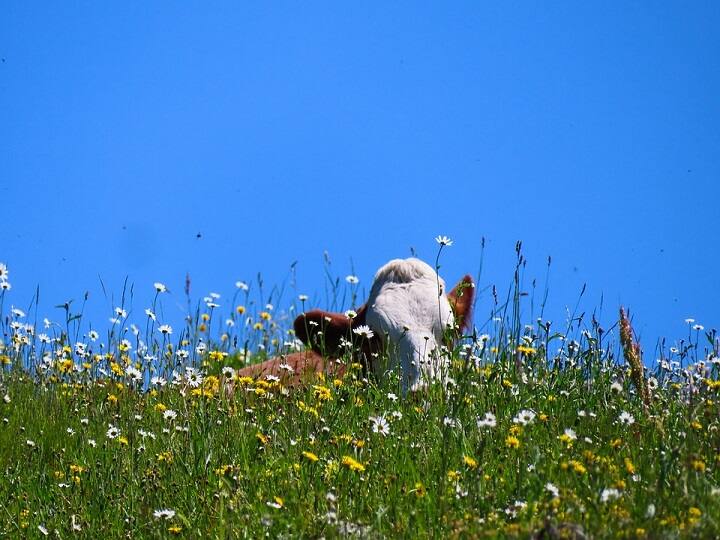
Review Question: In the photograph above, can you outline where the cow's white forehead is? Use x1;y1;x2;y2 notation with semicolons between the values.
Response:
365;257;453;392
370;257;446;291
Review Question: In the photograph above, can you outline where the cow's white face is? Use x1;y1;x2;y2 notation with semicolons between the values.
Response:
365;258;454;392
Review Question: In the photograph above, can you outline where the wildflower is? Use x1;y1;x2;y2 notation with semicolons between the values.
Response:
256;432;269;445
153;508;176;520
106;425;120;439
26;439;36;448
341;455;366;472
163;410;178;421
414;482;427;497
345;309;357;319
345;275;359;284
88;439;96;447
463;455;478;469
153;282;167;293
435;235;453;246
0;263;8;281
236;281;249;291
618;411;635;426
610;381;623;393
38;525;49;536
353;325;374;339
298;294;308;301
302;451;319;462
545;483;559;498
559;428;577;446
313;385;332;402
145;308;156;321
158;324;173;335
477;412;497;428
505;435;520;449
370;415;390;436
600;488;621;503
115;307;127;319
267;497;284;509
513;409;536;425
185;367;203;387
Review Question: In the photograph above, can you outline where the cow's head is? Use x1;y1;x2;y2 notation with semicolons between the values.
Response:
295;258;474;393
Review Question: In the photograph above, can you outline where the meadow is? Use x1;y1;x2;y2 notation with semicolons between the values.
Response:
0;245;718;539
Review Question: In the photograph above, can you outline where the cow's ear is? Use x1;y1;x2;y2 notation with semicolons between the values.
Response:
447;275;474;331
294;310;354;357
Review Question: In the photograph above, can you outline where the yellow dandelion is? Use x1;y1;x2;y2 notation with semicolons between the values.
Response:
302;451;319;462
341;455;366;473
463;455;478;469
313;385;332;402
505;435;520;449
256;432;269;445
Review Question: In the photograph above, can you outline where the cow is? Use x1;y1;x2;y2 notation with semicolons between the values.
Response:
235;257;474;393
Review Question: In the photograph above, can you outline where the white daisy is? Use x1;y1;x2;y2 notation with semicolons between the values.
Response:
369;415;390;436
435;235;453;246
353;325;374;339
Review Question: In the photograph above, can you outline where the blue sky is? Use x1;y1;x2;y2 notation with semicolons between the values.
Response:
2;2;719;354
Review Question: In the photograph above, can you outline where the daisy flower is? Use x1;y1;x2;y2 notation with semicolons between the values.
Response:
369;415;390;436
618;411;635;425
353;325;374;339
513;409;536;425
153;282;167;293
435;235;453;246
153;508;176;520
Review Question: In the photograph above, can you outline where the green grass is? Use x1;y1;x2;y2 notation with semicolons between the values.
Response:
0;252;719;538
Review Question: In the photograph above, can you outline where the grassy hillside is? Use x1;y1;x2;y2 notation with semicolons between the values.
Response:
0;257;718;538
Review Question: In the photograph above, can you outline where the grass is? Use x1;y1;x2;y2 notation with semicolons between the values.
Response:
0;248;719;539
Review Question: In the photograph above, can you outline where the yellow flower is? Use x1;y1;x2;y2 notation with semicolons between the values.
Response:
118;436;129;446
447;470;461;482
341;455;365;472
624;458;636;474
313;385;332;402
208;350;226;362
691;459;706;472
414;482;426;497
253;322;263;331
168;525;182;535
463;455;478;469
236;305;246;314
155;403;167;413
157;451;173;464
260;311;272;321
690;421;703;431
107;393;118;404
569;460;586;474
505;436;520;449
302;451;319;462
688;507;702;518
256;432;269;445
516;345;536;355
610;438;622;449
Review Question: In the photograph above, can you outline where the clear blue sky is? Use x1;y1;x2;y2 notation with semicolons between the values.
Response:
2;3;719;354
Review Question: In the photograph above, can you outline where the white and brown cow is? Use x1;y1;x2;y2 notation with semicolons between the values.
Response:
236;258;474;393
